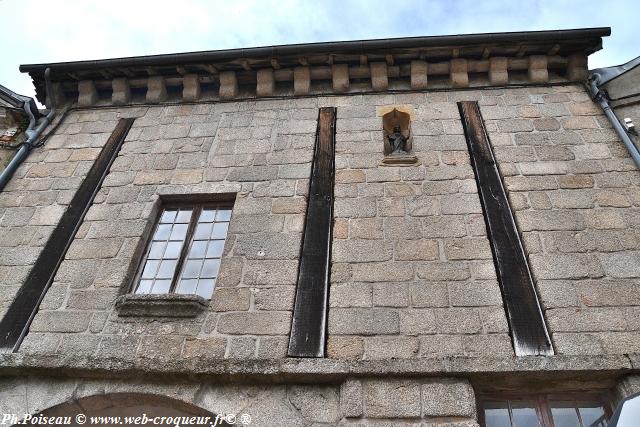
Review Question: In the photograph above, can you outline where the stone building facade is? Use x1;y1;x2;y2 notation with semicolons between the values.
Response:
0;28;639;426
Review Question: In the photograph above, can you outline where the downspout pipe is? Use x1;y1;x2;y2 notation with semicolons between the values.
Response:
588;73;640;169
0;68;56;191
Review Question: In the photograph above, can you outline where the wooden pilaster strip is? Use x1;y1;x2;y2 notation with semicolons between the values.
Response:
0;119;135;352
288;107;336;358
458;101;554;356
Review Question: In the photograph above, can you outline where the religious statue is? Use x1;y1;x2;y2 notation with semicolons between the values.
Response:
387;125;409;155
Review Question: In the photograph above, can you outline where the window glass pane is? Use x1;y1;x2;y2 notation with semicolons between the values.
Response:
211;222;229;239
196;279;215;299
148;242;166;259
155;224;172;240
511;402;540;427
160;210;177;223
157;259;177;279
137;204;233;296
136;280;153;294
201;259;221;278
550;407;580;427
152;279;171;294
170;223;189;241
484;401;511;427
579;407;606;427
182;259;203;279
176;279;198;295
199;209;216;223
164;241;183;259
206;240;225;258
216;209;232;222
175;209;192;223
141;260;160;279
194;223;213;240
189;241;208;259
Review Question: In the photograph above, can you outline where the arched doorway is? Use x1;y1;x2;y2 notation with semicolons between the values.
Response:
21;393;232;427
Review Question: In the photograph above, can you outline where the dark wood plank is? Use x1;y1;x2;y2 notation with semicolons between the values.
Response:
288;107;336;358
0;118;135;352
458;101;553;356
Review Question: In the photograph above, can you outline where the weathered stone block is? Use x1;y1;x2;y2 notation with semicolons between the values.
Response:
450;59;469;88
528;55;549;83
328;308;400;335
340;379;363;418
182;74;201;101
410;60;428;89
112;78;131;104
567;53;588;81
489;57;508;85
217;312;291;335
364;379;421;418
370;62;388;91
288;386;339;423
294;66;311;95
332;64;349;92
146;76;168;102
422;379;476;417
333;240;392;263
363;336;419;359
78;80;98;107
256;68;275;97
219;71;238;99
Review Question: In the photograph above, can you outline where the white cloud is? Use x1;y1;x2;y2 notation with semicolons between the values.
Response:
0;0;635;100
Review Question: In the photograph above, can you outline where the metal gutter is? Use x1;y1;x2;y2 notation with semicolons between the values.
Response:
0;69;56;191
19;27;610;73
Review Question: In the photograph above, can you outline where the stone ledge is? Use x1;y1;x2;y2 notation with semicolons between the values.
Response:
115;294;209;318
0;354;635;385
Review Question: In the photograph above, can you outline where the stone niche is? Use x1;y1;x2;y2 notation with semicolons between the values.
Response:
378;106;419;165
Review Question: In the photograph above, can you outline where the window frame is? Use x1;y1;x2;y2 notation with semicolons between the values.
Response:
478;391;614;427
131;200;234;297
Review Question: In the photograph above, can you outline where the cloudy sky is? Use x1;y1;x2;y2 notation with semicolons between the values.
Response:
1;0;636;99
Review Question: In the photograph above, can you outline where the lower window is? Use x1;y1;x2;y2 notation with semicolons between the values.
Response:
480;393;611;427
133;201;233;299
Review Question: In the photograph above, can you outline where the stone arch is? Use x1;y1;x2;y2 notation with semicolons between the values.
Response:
28;393;231;427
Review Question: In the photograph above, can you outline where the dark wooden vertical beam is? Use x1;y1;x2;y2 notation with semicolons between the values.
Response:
458;101;553;356
0;118;135;352
288;107;336;358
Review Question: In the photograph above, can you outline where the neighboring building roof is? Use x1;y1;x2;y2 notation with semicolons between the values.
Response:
20;27;610;104
0;83;34;109
590;55;640;86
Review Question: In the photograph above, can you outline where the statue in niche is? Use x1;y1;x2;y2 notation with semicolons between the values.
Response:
387;125;409;155
380;107;418;165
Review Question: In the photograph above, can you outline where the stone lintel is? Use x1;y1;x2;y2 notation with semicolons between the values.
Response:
332;64;349;93
0;353;632;384
410;60;428;90
182;74;201;101
116;294;208;318
294;66;311;95
489;57;509;85
370;62;388;91
77;80;98;107
450;58;469;88
146;76;168;102
111;78;131;105
567;53;588;81
219;71;238;99
529;55;549;83
256;68;275;97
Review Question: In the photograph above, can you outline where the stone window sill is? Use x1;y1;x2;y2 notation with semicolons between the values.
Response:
115;294;209;318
